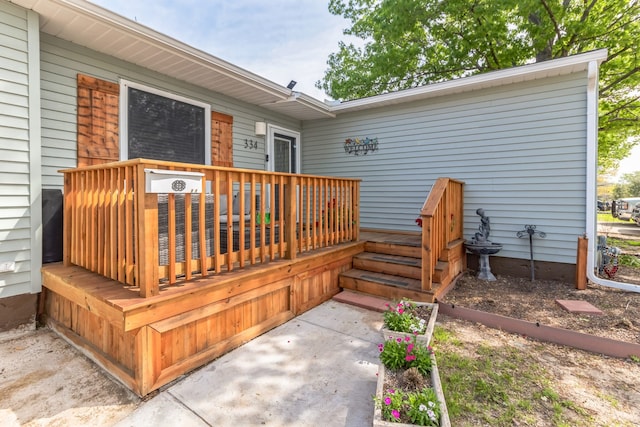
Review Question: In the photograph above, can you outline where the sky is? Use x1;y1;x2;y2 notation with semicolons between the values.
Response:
90;0;355;101
615;144;640;182
91;0;639;177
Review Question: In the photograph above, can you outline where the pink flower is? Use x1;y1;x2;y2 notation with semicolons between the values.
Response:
398;308;404;314
387;388;395;394
392;409;400;419
405;336;411;342
407;343;414;353
384;397;391;405
396;337;402;343
405;355;416;362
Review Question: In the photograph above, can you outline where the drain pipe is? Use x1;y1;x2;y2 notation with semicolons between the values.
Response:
584;58;640;293
516;225;546;281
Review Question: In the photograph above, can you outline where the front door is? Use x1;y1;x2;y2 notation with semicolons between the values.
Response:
268;126;300;174
267;126;300;218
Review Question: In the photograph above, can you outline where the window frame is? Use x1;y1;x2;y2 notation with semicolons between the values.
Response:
119;79;212;165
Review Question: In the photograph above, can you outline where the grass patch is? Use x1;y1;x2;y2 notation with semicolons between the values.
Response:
620;254;640;268
607;237;640;250
432;325;593;426
597;212;630;223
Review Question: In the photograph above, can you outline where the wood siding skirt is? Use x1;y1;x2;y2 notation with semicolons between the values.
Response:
41;242;363;396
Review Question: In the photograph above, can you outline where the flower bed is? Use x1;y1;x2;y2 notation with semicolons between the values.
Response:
381;300;439;346
373;337;450;426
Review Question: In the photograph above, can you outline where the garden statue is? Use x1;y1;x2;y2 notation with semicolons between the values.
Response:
473;208;491;242
465;208;502;281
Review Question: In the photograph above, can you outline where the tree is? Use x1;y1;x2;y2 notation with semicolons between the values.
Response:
614;171;640;197
318;0;640;171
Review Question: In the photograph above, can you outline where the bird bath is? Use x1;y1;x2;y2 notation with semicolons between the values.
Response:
465;209;503;281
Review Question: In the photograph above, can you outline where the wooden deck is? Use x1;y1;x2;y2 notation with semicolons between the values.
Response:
41;164;465;396
41;241;363;396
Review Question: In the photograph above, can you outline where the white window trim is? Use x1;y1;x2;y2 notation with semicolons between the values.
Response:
119;79;212;164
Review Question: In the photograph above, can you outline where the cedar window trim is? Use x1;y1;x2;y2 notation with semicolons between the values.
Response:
118;79;212;165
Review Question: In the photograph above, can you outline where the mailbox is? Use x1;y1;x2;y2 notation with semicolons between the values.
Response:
144;169;204;194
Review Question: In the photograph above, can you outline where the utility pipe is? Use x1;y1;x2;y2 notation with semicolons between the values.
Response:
585;58;640;293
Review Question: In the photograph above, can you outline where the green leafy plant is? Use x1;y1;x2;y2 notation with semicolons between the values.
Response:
383;300;427;335
376;387;441;426
375;336;441;425
379;336;433;375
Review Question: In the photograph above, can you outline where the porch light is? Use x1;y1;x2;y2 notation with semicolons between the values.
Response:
255;121;267;136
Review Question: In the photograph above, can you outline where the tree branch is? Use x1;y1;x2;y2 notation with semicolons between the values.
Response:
600;66;640;94
565;0;598;50
539;0;565;54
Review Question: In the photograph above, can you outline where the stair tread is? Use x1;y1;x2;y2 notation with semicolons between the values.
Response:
341;269;421;288
355;252;421;267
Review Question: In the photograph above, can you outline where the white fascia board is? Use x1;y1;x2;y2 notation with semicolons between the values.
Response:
329;49;609;113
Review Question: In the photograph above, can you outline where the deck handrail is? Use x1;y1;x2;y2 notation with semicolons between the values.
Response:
418;177;465;291
61;159;360;297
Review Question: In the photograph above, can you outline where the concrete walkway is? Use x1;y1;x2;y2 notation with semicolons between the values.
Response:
1;297;386;426
115;300;384;427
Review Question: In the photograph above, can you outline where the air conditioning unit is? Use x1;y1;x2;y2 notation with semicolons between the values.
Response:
144;169;204;194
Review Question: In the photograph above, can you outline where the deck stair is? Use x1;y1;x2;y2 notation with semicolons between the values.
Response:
339;233;459;303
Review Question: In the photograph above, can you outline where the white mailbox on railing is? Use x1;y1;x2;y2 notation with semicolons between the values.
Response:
144;169;204;194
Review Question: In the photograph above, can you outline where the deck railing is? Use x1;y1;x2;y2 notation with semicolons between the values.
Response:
61;159;360;297
418;178;464;290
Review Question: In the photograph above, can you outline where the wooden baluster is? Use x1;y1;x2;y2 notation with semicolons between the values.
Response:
249;173;260;265
213;171;222;274
285;175;297;259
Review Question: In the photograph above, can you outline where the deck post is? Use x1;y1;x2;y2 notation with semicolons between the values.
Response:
421;214;433;291
136;164;159;297
62;172;73;266
353;181;360;242
285;175;297;259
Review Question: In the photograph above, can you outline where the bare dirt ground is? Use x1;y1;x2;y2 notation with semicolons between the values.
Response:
0;330;139;426
444;268;640;344
437;267;640;426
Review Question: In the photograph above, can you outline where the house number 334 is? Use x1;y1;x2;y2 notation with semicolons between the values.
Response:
244;139;259;150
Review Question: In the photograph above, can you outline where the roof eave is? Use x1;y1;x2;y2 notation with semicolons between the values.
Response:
329;49;609;114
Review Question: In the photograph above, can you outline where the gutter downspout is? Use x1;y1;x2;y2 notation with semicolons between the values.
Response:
585;59;640;293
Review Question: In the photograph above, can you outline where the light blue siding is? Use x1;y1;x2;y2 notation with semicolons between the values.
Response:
301;73;589;264
0;1;37;297
39;34;301;188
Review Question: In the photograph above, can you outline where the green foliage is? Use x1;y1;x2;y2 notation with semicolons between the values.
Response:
605;237;640;249
375;387;441;426
378;336;433;375
320;0;640;170
613;171;640;198
406;388;441;425
619;254;640;268
382;300;427;334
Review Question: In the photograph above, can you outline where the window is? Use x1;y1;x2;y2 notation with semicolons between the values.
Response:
120;80;211;165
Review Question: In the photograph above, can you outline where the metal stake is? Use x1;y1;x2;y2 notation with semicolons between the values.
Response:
516;225;546;281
